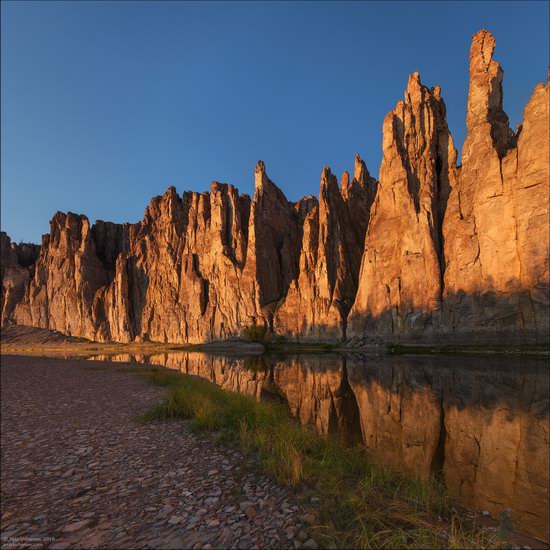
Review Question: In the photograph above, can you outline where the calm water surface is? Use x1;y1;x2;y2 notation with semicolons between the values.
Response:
87;351;549;541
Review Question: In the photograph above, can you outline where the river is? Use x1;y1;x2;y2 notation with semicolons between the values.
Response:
86;350;549;541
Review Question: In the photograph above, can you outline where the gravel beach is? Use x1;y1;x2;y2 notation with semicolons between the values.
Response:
0;355;316;550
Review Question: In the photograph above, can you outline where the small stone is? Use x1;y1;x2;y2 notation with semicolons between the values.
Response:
245;506;257;520
61;519;94;533
481;511;490;517
207;519;220;528
302;539;319;550
168;515;184;525
239;501;255;510
301;513;316;525
285;526;296;539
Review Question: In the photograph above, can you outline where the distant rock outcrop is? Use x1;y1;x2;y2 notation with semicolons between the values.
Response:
1;30;548;345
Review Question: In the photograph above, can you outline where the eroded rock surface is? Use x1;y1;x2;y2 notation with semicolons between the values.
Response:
1;232;40;327
275;157;377;341
1;29;548;345
442;30;550;341
348;72;457;340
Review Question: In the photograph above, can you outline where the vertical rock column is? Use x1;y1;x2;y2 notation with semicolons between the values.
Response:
243;161;302;328
274;156;377;341
348;72;457;340
442;29;549;341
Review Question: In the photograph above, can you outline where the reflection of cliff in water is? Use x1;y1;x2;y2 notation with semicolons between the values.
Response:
89;352;549;541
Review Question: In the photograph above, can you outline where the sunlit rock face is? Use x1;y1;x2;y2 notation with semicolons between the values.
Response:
347;72;457;340
1;29;548;344
441;30;550;341
8;213;113;337
0;232;40;325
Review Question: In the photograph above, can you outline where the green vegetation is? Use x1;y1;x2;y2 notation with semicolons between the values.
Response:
264;341;338;354
387;343;549;359
137;365;503;549
242;324;268;342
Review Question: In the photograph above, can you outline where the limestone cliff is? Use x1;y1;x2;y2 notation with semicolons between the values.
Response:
1;30;548;345
442;30;550;341
348;72;457;340
274;156;377;341
349;29;548;344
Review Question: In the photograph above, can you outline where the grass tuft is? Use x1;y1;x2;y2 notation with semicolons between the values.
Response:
139;366;504;549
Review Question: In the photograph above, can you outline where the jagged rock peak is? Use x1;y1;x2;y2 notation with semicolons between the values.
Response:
353;153;369;182
256;159;266;174
254;160;269;192
321;165;334;182
404;71;443;106
340;171;350;192
406;71;422;94
465;29;512;158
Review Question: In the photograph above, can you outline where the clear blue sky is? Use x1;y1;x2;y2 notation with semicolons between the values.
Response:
2;1;548;243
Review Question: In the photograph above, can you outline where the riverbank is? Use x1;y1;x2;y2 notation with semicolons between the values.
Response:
135;362;547;549
1;353;547;548
2;325;548;358
0;355;317;549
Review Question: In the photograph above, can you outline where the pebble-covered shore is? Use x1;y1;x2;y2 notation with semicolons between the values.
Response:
0;355;318;550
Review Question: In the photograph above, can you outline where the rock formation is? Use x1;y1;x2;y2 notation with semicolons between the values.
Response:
274;156;377;340
1;30;548;345
1;232;40;326
442;30;550;341
348;72;457;340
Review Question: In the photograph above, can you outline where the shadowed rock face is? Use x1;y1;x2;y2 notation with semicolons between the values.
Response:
1;232;40;325
1;30;548;344
274;157;377;341
87;351;550;541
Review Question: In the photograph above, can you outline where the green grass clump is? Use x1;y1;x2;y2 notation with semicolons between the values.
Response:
139;366;502;549
242;324;267;342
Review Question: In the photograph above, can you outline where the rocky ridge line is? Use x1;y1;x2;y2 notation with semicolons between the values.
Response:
1;30;548;345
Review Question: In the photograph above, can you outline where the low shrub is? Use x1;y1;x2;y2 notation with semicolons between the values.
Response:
242;324;267;342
